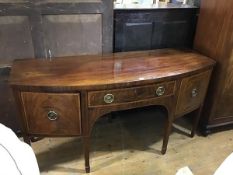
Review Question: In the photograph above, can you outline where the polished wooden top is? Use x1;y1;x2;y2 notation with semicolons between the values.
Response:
10;49;215;89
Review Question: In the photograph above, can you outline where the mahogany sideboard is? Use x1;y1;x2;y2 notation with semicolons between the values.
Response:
9;49;215;173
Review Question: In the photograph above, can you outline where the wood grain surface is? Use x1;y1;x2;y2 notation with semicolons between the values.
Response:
194;0;233;133
10;49;215;89
21;92;81;136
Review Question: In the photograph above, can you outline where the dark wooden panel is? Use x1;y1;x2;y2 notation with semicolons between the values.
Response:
114;8;198;52
42;14;102;57
101;0;113;53
0;1;102;15
158;21;189;48
0;16;34;66
21;92;81;135
0;0;112;58
122;22;153;51
152;20;190;49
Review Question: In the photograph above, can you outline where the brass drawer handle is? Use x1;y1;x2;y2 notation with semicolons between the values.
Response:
192;88;198;97
47;110;58;121
156;86;166;96
104;94;114;104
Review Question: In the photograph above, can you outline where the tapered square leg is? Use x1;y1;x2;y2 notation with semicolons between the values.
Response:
161;117;173;155
191;106;203;137
83;137;90;173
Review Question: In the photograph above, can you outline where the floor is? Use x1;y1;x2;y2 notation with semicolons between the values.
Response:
32;107;233;175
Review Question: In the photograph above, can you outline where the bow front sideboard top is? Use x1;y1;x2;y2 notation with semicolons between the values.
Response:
9;49;215;173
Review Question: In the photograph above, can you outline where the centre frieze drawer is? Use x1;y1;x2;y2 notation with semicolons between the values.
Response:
21;92;81;135
88;81;175;107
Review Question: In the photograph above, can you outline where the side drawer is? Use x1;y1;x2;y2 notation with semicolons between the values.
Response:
175;71;211;116
88;81;175;107
21;92;81;135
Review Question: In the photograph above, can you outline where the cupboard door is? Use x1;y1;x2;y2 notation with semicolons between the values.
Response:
122;22;153;51
159;21;190;48
175;71;211;116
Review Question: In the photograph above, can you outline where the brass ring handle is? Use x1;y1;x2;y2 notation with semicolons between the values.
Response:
156;86;165;96
192;88;198;97
104;94;114;104
47;110;58;121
